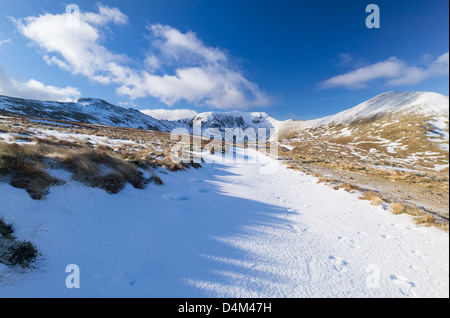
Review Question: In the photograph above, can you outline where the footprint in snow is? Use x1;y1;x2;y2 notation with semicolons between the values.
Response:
328;255;349;273
389;275;417;297
381;234;396;240
276;196;287;203
163;193;190;201
337;236;360;249
411;250;430;262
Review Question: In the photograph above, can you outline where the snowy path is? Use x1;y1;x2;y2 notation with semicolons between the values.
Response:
0;148;448;297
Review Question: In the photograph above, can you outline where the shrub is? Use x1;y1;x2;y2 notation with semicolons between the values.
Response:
1;240;39;268
0;218;14;239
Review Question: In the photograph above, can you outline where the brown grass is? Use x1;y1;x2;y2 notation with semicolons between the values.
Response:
0;113;209;199
0;143;65;199
414;214;435;227
390;202;406;215
334;183;361;193
358;190;384;206
0;141;164;198
62;150;147;194
316;176;335;184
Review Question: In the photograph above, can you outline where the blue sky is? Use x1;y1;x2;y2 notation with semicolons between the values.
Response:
0;0;448;120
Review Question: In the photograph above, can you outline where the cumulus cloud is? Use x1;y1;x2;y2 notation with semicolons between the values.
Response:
140;108;198;121
13;3;130;85
0;67;81;101
14;4;270;109
320;52;449;90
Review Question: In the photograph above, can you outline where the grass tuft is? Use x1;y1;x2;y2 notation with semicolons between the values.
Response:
391;202;406;215
358;190;384;206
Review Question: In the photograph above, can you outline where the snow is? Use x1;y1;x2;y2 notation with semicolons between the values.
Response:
0;95;179;132
140;109;199;121
273;91;449;141
307;91;449;128
186;111;279;139
0;148;448;298
426;117;449;152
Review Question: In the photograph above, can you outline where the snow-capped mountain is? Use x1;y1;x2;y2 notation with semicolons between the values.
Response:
308;91;449;127
1;91;448;146
277;91;449;172
0;95;178;131
180;111;279;138
0;94;280;138
275;91;449;139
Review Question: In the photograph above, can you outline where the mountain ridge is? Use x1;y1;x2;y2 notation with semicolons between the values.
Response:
0;91;448;142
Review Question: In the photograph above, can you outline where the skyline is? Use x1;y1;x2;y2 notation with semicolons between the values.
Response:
0;0;448;120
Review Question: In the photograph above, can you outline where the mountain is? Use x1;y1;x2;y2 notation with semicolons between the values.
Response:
180;111;279;139
0;95;178;131
275;91;449;138
276;91;449;173
0;94;280;139
1;91;448;156
310;90;447;127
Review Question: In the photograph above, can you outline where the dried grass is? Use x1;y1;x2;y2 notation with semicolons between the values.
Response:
390;202;406;215
358;190;384;206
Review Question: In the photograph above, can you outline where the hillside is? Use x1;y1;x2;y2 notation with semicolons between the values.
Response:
0;95;178;132
276;91;449;171
0;91;449;298
275;91;449;220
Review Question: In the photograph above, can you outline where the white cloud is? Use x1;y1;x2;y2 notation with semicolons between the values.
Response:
0;38;12;47
83;5;128;25
14;4;270;110
13;4;131;85
140;108;198;121
148;24;227;65
0;67;80;102
320;52;449;90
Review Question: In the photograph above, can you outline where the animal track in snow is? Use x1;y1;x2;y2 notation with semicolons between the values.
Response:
337;236;360;249
328;255;349;272
411;250;429;261
163;193;190;201
389;275;417;297
276;196;288;203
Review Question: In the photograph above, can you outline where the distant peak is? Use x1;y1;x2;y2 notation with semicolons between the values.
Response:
76;97;108;104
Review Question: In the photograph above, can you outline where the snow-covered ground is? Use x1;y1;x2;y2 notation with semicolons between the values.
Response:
0;148;448;297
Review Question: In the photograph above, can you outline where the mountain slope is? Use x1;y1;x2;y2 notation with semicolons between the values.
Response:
277;91;449;199
0;95;278;138
310;91;448;127
276;91;449;139
0;95;178;131
180;111;279;139
1;91;448;154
